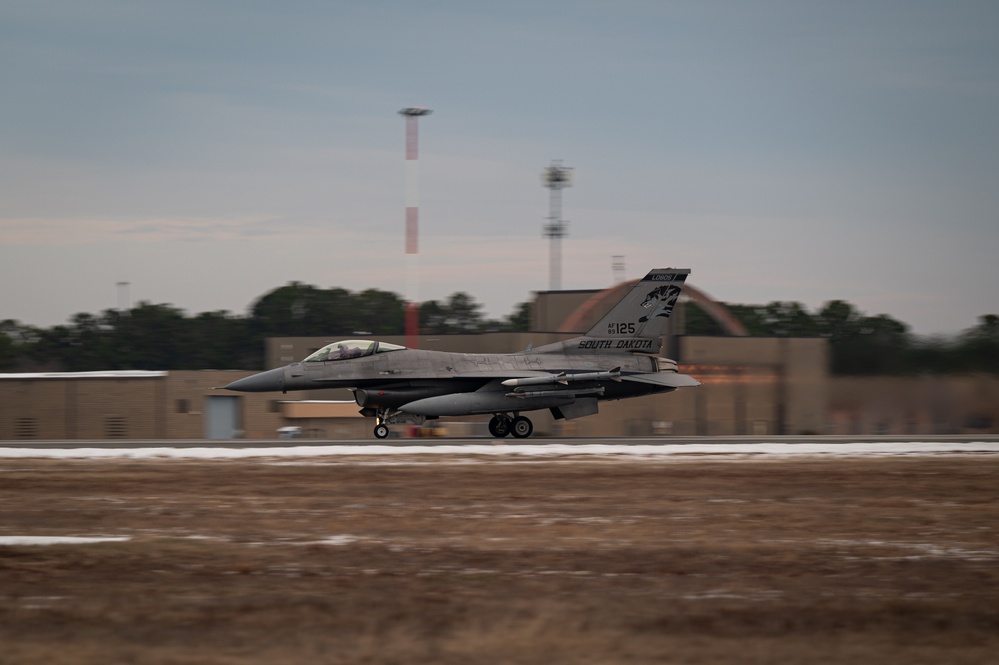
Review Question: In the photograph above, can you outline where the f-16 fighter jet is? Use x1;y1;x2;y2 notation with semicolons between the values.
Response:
225;268;699;438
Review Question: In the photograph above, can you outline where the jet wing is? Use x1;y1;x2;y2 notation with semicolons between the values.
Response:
307;368;556;382
621;372;701;388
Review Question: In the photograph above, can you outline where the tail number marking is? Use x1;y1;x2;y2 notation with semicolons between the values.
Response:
607;322;636;335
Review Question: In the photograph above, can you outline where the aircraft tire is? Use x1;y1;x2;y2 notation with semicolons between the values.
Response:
511;416;533;439
488;416;511;438
373;424;390;439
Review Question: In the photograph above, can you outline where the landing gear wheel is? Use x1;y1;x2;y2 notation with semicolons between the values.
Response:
373;423;390;439
488;415;511;438
511;416;533;439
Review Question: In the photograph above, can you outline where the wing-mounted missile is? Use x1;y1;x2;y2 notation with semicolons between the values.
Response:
506;386;605;399
501;367;621;388
502;372;569;386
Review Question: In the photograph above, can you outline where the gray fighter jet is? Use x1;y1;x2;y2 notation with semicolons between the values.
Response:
225;268;699;438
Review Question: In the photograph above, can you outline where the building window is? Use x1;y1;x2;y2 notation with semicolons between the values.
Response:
106;417;127;438
15;417;37;439
176;399;190;414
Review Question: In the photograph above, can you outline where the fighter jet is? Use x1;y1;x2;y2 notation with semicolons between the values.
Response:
225;268;699;438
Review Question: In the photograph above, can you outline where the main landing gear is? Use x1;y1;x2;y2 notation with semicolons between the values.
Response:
370;410;534;440
488;414;533;439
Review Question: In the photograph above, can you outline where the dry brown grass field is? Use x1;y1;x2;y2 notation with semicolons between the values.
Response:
1;453;997;664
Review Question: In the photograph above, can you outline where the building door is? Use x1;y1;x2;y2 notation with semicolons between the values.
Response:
205;395;240;439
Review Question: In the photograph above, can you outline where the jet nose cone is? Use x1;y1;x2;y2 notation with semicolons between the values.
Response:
223;367;285;393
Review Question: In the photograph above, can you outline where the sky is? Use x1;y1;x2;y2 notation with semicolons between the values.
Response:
2;0;997;335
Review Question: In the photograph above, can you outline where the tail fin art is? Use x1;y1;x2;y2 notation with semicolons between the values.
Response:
585;268;690;339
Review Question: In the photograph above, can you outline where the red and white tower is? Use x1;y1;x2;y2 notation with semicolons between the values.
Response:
399;107;432;348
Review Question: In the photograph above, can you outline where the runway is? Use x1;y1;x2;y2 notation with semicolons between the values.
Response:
3;448;998;662
2;435;998;459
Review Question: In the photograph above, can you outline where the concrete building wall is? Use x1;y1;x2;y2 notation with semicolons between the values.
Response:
0;371;296;440
1;377;76;439
1;335;832;440
531;290;599;332
70;377;162;439
159;371;291;439
680;337;827;435
7;369;998;440
0;375;163;440
828;374;999;435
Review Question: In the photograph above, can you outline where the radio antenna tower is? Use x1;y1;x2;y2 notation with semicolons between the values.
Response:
399;107;432;348
541;160;573;290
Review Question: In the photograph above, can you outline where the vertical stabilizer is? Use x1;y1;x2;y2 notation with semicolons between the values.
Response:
585;268;690;339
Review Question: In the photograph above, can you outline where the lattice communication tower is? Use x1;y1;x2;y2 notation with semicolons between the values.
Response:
541;160;573;290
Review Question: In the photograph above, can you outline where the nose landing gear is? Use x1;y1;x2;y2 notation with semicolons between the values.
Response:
372;407;425;439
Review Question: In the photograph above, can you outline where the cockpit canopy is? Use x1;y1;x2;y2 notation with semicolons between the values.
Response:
303;340;406;363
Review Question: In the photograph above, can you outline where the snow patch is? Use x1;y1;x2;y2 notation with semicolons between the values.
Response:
0;536;131;546
1;441;998;460
304;535;359;546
